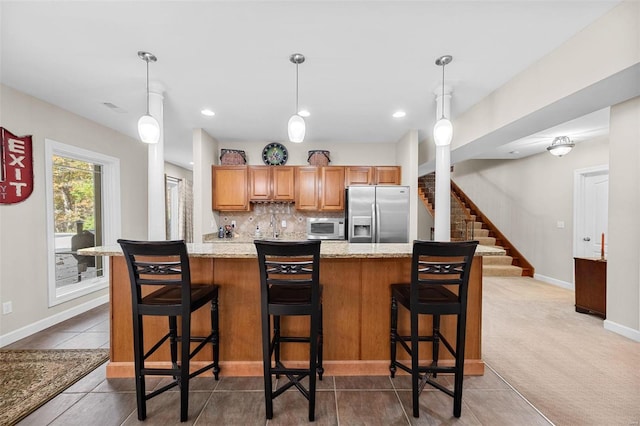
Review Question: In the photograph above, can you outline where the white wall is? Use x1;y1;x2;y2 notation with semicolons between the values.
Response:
453;136;609;285
0;84;147;340
193;129;218;243
396;130;419;241
165;162;192;181
606;96;640;338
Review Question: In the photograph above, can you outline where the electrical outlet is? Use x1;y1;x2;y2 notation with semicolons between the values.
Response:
557;221;565;229
2;301;12;315
281;220;287;228
231;220;236;227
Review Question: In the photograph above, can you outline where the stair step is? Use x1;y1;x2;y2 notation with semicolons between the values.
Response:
474;236;496;246
472;228;490;238
482;255;514;265
482;264;523;277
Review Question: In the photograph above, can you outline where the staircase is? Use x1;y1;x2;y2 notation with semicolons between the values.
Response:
418;173;534;277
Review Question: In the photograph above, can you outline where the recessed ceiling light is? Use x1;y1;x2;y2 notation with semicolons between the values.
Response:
298;109;310;117
201;108;215;117
189;161;194;165
392;111;406;118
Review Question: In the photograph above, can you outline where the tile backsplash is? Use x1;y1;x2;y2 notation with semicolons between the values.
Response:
210;203;344;240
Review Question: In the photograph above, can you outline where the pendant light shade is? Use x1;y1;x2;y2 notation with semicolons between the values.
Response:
288;53;306;143
137;51;159;144
433;117;453;146
288;114;305;143
433;55;453;146
138;114;160;144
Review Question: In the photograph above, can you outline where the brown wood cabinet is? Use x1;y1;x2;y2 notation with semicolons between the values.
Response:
345;166;401;186
574;257;606;319
249;166;295;202
295;166;345;211
212;165;249;211
320;166;345;211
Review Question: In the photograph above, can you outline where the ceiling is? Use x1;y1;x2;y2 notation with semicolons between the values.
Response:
1;1;621;169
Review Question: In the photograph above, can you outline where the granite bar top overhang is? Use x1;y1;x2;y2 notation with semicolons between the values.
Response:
80;241;505;259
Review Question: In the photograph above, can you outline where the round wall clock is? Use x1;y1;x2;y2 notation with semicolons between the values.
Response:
262;142;288;166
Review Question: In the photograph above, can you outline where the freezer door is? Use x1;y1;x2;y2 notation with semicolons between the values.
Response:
376;186;409;243
347;186;375;243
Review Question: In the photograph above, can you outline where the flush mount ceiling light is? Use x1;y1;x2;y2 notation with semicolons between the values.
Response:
547;136;575;157
433;55;453;146
288;53;306;143
137;51;160;144
200;108;215;117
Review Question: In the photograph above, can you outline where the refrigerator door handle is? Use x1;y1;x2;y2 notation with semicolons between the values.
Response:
375;203;381;243
371;203;377;242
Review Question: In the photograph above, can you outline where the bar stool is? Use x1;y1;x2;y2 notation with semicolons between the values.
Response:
254;240;323;421
118;239;220;422
389;240;478;418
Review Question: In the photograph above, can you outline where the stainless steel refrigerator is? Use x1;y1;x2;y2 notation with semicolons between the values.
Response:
346;185;409;243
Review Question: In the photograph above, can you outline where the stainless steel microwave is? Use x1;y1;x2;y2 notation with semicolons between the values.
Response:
306;218;345;240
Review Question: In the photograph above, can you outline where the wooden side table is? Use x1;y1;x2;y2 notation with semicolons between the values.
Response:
574;257;606;319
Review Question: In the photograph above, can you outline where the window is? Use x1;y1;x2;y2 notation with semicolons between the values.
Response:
45;140;120;306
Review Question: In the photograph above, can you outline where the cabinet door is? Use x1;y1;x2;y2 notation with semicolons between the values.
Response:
272;166;295;201
295;167;319;210
320;166;345;211
375;166;401;185
249;166;271;201
345;166;373;186
212;166;249;211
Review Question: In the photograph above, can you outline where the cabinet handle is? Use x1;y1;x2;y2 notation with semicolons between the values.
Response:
583;237;591;241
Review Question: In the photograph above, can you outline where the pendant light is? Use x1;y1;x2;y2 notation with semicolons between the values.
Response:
288;53;306;143
547;136;575;157
137;51;160;144
433;55;453;146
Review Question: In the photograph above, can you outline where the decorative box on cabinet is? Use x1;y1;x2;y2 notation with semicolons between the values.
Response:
574;257;606;319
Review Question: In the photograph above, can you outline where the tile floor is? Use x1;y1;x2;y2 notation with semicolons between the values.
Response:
5;304;552;425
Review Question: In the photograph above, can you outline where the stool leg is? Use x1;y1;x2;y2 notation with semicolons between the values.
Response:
261;311;274;419
309;305;320;422
210;297;220;380
389;296;398;378
317;304;324;380
169;316;178;370
432;314;441;377
453;313;467;418
132;314;146;420
273;315;281;373
180;314;191;422
411;310;420;418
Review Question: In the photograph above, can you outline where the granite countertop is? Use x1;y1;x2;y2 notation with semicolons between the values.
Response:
79;241;505;259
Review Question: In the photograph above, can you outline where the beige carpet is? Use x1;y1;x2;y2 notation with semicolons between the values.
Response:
0;348;109;426
482;277;640;426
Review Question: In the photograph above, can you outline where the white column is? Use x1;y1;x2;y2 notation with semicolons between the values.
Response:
147;87;165;240
434;86;452;242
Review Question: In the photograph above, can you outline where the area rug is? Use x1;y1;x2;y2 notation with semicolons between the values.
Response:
0;348;109;425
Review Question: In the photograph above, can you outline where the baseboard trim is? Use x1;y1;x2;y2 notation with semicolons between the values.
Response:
0;295;109;347
603;319;640;342
533;273;573;290
106;359;484;378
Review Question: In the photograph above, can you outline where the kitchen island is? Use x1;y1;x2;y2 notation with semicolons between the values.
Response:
81;242;504;378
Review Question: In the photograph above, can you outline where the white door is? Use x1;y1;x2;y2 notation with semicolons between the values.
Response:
574;166;608;258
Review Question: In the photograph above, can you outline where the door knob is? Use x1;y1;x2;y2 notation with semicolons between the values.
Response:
583;237;591;241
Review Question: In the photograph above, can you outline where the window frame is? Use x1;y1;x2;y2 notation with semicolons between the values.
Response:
44;139;121;307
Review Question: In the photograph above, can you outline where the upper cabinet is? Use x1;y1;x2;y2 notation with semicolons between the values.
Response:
249;166;295;201
212;165;250;211
345;166;401;186
295;166;345;211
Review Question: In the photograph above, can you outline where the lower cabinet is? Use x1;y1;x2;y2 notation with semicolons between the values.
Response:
574;257;606;319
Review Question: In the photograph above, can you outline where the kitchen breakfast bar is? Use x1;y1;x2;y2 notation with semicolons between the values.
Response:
82;242;504;379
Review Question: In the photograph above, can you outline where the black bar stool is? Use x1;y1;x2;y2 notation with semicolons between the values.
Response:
118;239;221;422
389;240;478;418
254;240;323;421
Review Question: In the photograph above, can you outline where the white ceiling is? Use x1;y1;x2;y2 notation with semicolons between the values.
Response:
1;1;622;169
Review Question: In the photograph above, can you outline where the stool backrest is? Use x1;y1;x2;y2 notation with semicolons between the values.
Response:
411;240;478;314
118;239;192;313
254;240;321;311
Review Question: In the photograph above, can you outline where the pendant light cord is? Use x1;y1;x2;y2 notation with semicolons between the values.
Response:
145;59;150;115
295;62;299;114
440;62;445;120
